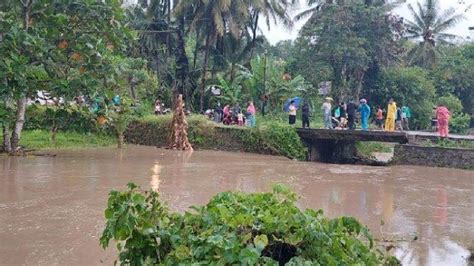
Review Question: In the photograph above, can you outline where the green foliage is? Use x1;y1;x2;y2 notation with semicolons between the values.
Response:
437;94;463;115
430;45;474;113
356;142;393;158
101;184;398;265
241;121;307;161
434;94;469;134
297;2;403;99
450;113;470;135
238;56;316;114
374;67;435;129
126;115;306;160
2;130;115;150
404;0;465;68
24;105;99;133
422;139;474;150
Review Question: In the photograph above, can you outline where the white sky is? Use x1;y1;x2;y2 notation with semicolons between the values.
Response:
261;0;474;44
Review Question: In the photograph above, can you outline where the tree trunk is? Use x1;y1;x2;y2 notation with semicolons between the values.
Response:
129;76;137;100
9;1;32;154
355;70;365;102
230;62;236;82
168;94;192;151
117;133;124;149
249;12;259;60
200;33;211;112
193;31;200;71
10;97;27;153
2;124;12;153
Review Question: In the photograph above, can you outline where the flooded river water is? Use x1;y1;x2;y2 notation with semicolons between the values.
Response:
1;146;473;265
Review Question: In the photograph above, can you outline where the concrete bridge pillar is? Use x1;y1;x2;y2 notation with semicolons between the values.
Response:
307;139;357;164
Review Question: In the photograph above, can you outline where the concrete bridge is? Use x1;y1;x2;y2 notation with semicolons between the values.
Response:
296;128;408;163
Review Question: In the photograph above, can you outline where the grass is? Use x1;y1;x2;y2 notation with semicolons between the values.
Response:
356;141;393;158
1;130;116;150
422;139;474;150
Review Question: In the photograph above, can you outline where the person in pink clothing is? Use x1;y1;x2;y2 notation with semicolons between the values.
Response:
436;104;451;138
222;104;231;125
246;101;256;127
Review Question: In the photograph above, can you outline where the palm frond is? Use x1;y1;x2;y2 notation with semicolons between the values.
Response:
407;3;425;30
433;13;465;35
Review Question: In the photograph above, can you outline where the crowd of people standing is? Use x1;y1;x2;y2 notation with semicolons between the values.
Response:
209;101;257;128
287;96;453;137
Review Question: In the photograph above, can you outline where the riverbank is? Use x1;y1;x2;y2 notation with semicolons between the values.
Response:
125;114;307;160
1;130;115;151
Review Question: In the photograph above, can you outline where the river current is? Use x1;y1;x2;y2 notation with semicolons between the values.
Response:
1;146;473;265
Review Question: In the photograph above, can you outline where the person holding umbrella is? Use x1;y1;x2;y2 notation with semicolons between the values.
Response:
322;97;333;129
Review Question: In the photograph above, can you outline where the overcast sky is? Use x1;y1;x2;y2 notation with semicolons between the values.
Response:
260;0;474;44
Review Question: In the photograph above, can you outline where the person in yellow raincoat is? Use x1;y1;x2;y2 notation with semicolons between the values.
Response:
385;98;397;131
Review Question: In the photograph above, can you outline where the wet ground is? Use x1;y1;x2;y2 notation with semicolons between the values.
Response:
0;146;473;265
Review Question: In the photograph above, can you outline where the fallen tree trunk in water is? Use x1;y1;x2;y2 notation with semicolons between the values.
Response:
168;94;193;151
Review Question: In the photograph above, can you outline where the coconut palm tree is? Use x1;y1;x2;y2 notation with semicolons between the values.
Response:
295;0;404;21
246;0;296;58
405;0;465;67
175;0;251;111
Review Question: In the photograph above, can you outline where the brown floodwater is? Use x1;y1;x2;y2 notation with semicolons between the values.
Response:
0;146;473;265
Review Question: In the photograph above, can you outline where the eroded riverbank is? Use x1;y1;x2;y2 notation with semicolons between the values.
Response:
1;146;473;265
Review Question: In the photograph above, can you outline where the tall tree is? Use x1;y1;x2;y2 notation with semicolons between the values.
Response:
0;0;130;153
296;1;404;100
405;0;465;68
175;0;250;111
246;0;295;59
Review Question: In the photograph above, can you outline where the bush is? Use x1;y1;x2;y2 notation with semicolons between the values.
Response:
373;67;436;129
101;184;398;265
24;105;99;133
244;121;306;160
437;94;463;115
126;115;307;160
450;113;470;134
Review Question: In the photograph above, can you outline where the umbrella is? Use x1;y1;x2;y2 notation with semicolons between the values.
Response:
284;97;302;112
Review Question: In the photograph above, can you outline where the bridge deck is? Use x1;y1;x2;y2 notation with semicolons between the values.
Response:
296;128;409;144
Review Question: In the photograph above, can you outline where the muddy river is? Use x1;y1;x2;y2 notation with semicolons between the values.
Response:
1;146;473;265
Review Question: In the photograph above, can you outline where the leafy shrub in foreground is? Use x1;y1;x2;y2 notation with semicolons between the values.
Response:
101;184;398;265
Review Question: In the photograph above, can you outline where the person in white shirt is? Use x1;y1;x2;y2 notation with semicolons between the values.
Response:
288;101;297;125
322;97;333;129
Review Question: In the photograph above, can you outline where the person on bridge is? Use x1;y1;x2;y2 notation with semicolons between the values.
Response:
385;98;397;131
401;105;412;130
302;102;311;128
358;99;371;131
375;106;384;129
347;100;358;130
436;104;451;138
396;107;403;131
288;100;297;125
246;101;256;128
339;102;347;128
322;97;333;129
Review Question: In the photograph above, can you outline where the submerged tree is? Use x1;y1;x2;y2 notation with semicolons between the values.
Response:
405;0;465;67
168;94;193;151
